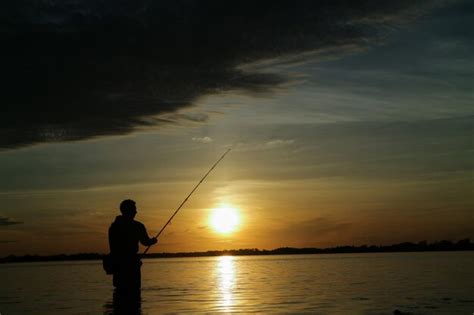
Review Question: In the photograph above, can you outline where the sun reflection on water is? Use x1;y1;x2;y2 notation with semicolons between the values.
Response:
216;256;235;311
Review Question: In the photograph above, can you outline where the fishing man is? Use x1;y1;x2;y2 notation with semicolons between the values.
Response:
108;199;157;291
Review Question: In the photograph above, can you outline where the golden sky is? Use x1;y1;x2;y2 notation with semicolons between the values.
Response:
0;1;473;256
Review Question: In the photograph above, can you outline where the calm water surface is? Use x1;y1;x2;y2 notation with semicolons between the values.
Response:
1;252;473;314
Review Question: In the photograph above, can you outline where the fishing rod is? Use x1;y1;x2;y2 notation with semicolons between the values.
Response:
143;148;232;255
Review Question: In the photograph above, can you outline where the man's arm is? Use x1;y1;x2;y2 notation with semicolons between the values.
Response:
139;223;158;247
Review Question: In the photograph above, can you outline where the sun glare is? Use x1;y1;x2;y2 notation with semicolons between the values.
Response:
209;205;241;234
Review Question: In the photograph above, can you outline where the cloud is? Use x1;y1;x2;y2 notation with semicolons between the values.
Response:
192;136;214;144
0;216;23;226
231;139;295;151
276;217;352;244
264;139;295;148
292;217;352;236
163;112;210;123
0;0;439;149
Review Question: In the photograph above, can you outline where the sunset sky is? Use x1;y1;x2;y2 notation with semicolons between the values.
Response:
0;0;473;256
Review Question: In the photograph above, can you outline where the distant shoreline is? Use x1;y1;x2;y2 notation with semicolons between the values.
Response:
1;239;472;264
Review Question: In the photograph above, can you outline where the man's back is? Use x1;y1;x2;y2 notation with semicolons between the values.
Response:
109;215;152;256
108;199;157;291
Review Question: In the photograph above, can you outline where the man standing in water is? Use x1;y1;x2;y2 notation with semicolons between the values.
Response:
109;199;157;291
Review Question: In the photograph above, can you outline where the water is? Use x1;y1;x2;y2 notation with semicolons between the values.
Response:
1;252;473;314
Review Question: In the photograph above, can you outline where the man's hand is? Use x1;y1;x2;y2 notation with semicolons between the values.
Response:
151;237;158;245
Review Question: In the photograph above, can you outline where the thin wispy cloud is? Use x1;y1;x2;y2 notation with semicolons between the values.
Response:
278;217;352;243
264;139;295;148
0;216;23;226
162;112;210;123
192;137;214;144
232;139;296;152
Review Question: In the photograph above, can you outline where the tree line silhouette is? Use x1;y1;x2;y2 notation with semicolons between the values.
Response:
1;238;472;264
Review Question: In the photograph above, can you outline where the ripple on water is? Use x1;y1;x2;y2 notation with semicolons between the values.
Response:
1;252;474;314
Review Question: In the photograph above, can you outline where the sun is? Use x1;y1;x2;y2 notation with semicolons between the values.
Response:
209;205;241;234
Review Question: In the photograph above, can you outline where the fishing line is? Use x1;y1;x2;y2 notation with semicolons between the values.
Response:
143;147;232;255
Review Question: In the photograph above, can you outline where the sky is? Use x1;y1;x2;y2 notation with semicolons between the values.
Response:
0;0;473;256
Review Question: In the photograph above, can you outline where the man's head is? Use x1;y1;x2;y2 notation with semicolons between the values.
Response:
120;199;137;219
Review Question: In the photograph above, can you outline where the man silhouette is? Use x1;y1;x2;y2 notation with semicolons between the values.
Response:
108;199;157;291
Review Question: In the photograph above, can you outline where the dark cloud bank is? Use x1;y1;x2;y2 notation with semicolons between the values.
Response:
0;0;440;149
0;216;23;226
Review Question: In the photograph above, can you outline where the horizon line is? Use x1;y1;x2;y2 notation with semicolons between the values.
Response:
2;238;472;262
